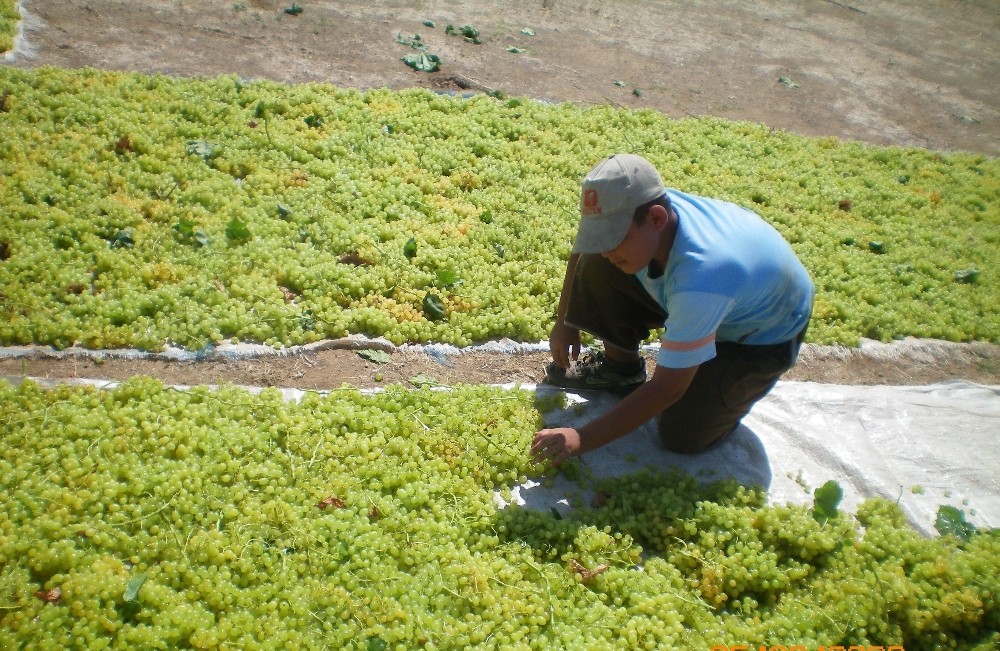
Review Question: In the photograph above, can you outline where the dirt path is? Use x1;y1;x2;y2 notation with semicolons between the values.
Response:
7;0;999;154
3;0;999;388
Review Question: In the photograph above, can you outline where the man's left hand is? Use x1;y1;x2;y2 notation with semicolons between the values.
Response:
530;427;582;466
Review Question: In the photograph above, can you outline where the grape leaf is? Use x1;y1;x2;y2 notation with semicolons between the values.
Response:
435;268;461;288
422;292;446;320
396;33;426;50
401;53;441;72
812;480;843;522
123;574;147;602
225;219;251;244
185;140;215;161
935;505;976;542
174;220;210;247
110;229;135;249
954;269;980;284
403;237;418;259
357;349;391;364
408;374;440;387
446;24;480;39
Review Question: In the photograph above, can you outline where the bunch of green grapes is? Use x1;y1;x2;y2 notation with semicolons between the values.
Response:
2;378;998;650
0;0;19;53
0;66;997;351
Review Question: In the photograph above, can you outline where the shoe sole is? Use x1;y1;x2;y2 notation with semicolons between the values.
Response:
541;375;645;396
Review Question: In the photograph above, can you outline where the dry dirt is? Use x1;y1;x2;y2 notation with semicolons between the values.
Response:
3;0;999;389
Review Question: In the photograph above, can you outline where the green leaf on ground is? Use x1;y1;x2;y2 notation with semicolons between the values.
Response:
402;52;441;72
446;24;481;43
408;373;440;387
396;33;426;50
357;349;391;364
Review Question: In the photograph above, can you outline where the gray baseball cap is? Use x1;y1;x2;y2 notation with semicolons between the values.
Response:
572;154;665;254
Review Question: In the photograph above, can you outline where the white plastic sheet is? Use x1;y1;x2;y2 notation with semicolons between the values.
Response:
503;381;1000;536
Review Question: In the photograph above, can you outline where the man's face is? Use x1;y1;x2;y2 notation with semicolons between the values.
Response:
601;216;661;275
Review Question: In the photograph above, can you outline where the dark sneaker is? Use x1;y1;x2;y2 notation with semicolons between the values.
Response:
543;352;646;395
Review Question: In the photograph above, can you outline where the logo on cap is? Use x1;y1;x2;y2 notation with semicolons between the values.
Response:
582;188;601;215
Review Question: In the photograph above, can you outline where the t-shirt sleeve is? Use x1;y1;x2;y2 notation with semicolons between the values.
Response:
656;292;734;368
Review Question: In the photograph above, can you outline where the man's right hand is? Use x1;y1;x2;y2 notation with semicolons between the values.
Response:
548;321;581;369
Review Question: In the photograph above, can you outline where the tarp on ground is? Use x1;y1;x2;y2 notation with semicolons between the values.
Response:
504;380;1000;537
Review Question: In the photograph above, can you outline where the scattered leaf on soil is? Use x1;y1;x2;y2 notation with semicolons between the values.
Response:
357;349;392;364
402;52;441;72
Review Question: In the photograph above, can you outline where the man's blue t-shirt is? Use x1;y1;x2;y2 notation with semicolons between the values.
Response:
635;189;814;369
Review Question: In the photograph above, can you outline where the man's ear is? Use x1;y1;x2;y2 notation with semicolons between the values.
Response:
647;203;670;229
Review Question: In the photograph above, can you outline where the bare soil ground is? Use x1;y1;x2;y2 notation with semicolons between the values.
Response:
2;340;1000;391
3;0;999;389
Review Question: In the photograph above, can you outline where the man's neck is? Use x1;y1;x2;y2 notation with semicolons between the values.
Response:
648;207;678;278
